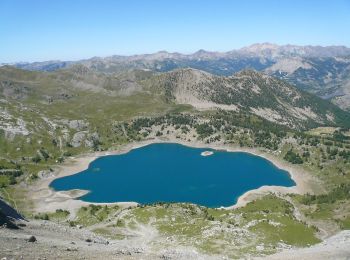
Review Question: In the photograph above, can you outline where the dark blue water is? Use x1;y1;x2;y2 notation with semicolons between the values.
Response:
50;143;295;207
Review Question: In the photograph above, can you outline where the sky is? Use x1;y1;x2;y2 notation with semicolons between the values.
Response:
1;0;350;62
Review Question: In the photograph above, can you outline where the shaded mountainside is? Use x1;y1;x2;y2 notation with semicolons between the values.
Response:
266;56;350;110
0;198;25;229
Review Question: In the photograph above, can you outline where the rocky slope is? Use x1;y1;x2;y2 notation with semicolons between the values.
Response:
145;68;350;129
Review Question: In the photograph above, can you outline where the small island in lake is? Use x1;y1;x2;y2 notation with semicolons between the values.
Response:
201;151;214;156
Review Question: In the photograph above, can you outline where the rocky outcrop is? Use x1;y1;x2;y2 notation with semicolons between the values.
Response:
68;120;89;131
70;131;87;147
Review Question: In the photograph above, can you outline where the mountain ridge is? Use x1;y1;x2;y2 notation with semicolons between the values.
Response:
3;43;349;111
1;65;350;130
144;68;350;129
3;43;350;66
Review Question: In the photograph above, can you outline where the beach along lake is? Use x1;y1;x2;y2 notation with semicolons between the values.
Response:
50;143;295;207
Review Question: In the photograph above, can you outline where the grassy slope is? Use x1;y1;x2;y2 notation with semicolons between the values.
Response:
46;197;319;258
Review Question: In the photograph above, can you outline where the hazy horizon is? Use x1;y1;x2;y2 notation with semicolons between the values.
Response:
3;42;350;64
1;0;350;63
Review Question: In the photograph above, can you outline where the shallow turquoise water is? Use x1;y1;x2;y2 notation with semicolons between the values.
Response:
50;143;295;207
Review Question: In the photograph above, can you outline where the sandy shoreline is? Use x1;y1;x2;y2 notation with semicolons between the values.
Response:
29;137;321;213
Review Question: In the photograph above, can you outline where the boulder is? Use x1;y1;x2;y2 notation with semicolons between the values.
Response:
68;120;89;130
28;235;36;242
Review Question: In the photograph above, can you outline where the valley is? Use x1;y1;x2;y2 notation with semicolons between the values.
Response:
1;57;350;258
2;0;350;257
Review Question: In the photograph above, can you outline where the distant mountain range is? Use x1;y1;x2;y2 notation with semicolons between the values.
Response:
2;43;350;110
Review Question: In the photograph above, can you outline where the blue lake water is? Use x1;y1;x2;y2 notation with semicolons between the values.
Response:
50;143;295;207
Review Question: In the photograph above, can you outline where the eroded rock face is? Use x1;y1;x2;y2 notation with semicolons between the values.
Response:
70;131;100;148
68;120;89;131
84;132;100;148
70;131;87;147
0;109;29;139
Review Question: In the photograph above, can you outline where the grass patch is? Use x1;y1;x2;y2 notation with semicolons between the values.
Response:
251;215;320;246
73;204;119;226
338;217;350;229
93;227;126;240
235;195;320;247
